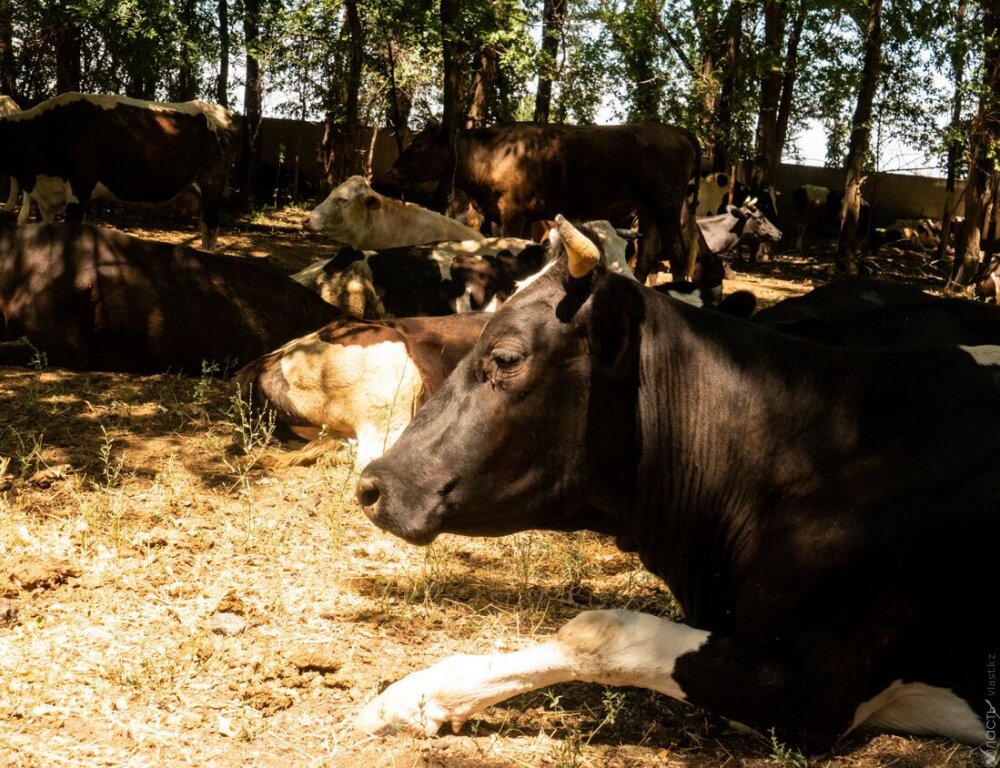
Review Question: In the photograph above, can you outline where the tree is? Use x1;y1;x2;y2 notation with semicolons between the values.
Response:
321;0;364;185
534;0;565;122
939;0;968;261
951;0;999;285
751;0;804;192
836;0;883;274
240;0;263;205
217;0;230;106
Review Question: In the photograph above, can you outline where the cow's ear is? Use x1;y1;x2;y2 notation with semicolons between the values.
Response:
587;274;643;377
364;195;381;210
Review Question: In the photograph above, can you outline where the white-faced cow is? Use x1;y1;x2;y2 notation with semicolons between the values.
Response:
303;175;483;249
293;239;549;318
0;92;236;250
388;122;701;283
697;201;782;257
0;224;340;374
353;216;995;751
232;313;489;468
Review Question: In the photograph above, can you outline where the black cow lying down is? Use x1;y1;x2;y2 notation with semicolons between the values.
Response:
354;216;995;749
232;313;489;469
755;278;1000;348
0;224;340;374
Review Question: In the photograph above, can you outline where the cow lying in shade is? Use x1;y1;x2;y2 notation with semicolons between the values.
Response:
0;224;340;374
0;92;236;249
754;278;1000;348
303;175;483;249
232;313;489;468
354;216;995;751
293;239;550;318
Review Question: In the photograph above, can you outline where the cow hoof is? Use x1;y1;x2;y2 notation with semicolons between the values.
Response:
355;679;449;737
354;657;478;737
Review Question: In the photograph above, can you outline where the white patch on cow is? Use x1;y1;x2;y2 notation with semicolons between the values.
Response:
481;294;500;313
355;609;710;736
4;92;232;135
30;176;77;222
959;345;1000;367
513;257;557;293
849;681;986;744
430;250;453;281
453;287;474;314
0;94;20;116
662;288;704;308
275;336;423;469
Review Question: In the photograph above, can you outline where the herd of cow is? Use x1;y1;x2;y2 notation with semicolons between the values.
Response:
0;92;995;756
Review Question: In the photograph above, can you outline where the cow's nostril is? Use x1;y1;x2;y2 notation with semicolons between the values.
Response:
356;474;381;511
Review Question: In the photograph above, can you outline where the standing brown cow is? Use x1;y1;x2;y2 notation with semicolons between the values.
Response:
388;122;701;282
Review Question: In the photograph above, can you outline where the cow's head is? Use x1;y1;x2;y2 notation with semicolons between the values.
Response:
731;201;782;244
389;123;454;185
303;176;383;242
356;216;641;544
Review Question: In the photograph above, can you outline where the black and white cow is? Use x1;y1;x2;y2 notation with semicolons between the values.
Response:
0;92;237;249
293;238;550;318
353;216;995;751
791;184;871;252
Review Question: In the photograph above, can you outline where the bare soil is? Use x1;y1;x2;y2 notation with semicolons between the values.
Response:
0;210;976;767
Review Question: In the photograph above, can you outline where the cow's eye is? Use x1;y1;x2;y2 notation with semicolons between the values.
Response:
490;348;523;369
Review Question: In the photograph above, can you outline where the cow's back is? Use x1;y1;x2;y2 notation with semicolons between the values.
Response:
464;122;697;221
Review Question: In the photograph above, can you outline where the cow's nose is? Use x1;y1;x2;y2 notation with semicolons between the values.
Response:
302;216;314;230
356;473;382;516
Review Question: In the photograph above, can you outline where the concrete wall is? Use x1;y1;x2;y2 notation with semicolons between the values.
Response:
770;162;966;226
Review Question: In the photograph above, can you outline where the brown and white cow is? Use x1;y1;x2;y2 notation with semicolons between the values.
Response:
232;313;489;468
0;223;340;374
303;175;483;249
0;92;236;249
388;122;701;283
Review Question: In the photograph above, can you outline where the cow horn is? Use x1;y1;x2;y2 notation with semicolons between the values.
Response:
746;196;758;207
555;215;600;278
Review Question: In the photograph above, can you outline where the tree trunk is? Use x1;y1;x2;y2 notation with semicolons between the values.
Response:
836;0;883;274
939;0;967;263
216;0;230;107
775;0;804;152
174;0;199;101
386;39;405;154
440;0;467;130
0;0;16;99
951;0;999;286
709;0;742;172
240;0;262;207
751;0;784;190
55;22;82;93
534;0;565;123
321;0;364;186
467;45;498;128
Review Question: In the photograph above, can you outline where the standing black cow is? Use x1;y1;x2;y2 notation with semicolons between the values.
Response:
0;92;236;249
388;121;701;283
353;216;995;751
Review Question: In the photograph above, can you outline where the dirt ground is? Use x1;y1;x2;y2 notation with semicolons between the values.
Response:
0;208;980;767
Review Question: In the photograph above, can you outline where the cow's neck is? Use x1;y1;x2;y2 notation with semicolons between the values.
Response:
618;295;882;631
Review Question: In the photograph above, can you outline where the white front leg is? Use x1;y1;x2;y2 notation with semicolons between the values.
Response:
355;609;710;736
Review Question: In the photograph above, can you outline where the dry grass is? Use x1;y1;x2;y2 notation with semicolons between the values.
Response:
0;216;979;767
